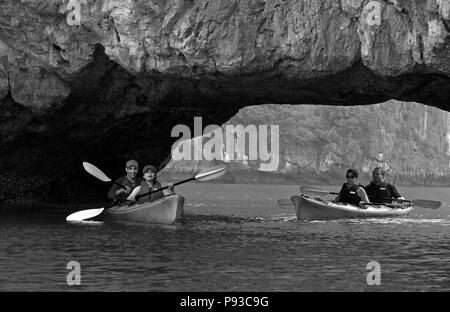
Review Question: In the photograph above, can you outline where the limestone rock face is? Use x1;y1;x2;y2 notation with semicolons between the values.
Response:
0;0;449;203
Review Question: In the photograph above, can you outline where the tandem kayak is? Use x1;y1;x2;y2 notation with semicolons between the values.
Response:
103;194;185;224
291;194;413;221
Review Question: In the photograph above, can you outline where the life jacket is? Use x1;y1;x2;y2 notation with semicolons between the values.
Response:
339;183;363;206
136;181;163;203
365;182;394;203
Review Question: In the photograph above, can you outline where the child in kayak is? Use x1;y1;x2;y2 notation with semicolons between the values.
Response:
335;168;370;208
126;165;174;203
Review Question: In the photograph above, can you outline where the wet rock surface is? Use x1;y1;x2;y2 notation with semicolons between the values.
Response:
0;0;449;203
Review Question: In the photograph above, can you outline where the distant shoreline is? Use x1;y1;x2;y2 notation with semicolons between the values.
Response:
159;170;450;188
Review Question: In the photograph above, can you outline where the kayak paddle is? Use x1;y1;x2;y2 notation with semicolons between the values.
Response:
367;197;441;209
83;162;127;190
65;208;108;222
395;199;440;209
277;199;294;208
300;186;441;209
135;165;226;201
362;200;441;209
416;199;442;209
300;186;338;196
66;165;227;222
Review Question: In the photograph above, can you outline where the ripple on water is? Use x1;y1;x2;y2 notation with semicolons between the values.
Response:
342;217;450;226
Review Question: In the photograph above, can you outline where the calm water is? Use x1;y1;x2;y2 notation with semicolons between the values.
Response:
1;183;449;291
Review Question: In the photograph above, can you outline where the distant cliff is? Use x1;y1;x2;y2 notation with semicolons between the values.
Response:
163;100;450;186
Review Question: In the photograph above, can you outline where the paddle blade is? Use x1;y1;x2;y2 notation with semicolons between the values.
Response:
411;199;441;209
83;162;111;182
195;165;226;181
277;199;294;209
300;185;339;196
66;208;104;222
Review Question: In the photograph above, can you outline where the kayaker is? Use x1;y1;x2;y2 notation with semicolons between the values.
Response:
126;165;175;203
107;159;142;203
335;168;370;207
365;167;404;203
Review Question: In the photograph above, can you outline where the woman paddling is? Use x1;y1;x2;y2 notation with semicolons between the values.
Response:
335;168;370;208
127;165;174;203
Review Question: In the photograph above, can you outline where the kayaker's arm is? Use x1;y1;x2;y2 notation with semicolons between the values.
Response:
163;183;175;195
107;178;131;200
335;184;345;202
107;182;119;201
389;184;404;200
357;187;370;206
116;186;131;195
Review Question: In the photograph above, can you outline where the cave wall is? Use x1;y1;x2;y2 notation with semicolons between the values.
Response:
0;0;449;203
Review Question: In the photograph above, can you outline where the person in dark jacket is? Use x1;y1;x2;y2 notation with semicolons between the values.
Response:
107;159;142;203
335;168;370;207
126;165;174;203
365;167;404;203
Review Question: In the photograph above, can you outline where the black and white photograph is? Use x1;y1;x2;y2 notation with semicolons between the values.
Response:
0;0;449;300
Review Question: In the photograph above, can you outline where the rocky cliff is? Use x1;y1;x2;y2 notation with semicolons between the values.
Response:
163;101;450;186
0;0;449;203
